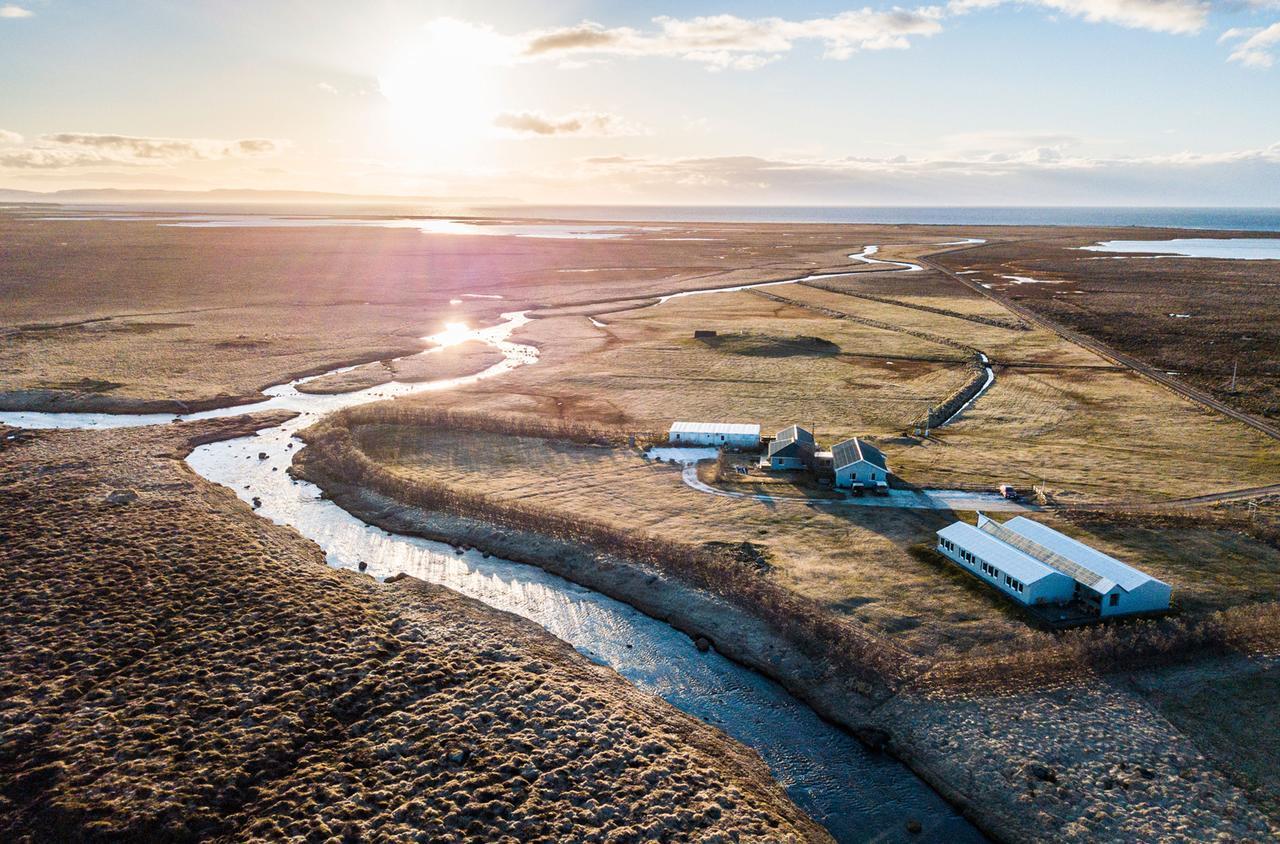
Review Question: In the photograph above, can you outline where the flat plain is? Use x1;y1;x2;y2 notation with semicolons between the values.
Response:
4;210;1279;842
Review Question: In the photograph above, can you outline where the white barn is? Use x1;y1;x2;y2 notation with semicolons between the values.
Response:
668;421;761;449
832;438;889;489
936;514;1172;617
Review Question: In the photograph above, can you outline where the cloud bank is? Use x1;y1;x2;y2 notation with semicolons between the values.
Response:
514;1;1213;71
0;133;286;169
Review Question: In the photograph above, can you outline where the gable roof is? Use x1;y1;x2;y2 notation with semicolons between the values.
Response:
774;425;814;446
831;437;888;471
937;522;1064;585
768;438;814;459
989;515;1166;594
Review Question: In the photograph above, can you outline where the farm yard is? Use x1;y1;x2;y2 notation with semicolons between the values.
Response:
6;212;1280;842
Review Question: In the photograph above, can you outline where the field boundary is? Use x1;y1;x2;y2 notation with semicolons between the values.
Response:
920;249;1280;442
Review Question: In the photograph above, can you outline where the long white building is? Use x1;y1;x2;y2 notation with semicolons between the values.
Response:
936;514;1172;617
668;421;761;449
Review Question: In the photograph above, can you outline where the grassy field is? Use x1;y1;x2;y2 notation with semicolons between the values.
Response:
0;211;1009;412
415;256;1280;503
1132;660;1280;823
0;417;825;841
933;234;1280;421
342;423;1280;659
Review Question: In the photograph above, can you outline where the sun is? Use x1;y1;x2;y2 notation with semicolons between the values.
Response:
377;19;512;162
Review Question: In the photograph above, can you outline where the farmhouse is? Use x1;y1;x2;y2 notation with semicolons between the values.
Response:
668;421;761;449
936;514;1172;617
831;437;889;489
767;425;816;469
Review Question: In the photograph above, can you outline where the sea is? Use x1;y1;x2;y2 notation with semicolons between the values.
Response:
483;206;1280;232
11;202;1280;232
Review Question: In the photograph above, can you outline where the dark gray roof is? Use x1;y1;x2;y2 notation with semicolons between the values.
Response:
831;437;887;471
768;438;814;459
774;425;815;447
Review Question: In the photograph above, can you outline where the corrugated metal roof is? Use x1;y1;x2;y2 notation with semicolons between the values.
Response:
669;421;761;436
979;518;1110;591
831;437;888;471
937;522;1063;585
999;516;1164;593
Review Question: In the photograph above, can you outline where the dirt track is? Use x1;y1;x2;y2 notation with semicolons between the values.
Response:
920;250;1280;442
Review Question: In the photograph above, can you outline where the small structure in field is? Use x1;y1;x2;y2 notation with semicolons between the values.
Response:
767;425;816;469
693;329;717;339
831;438;889;490
668;421;761;449
936;513;1172;617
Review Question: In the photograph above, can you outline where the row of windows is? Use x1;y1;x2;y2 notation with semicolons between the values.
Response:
939;539;1026;594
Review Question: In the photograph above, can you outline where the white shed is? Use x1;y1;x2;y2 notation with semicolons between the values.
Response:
937;514;1172;617
668;421;761;449
936;521;1076;607
984;515;1172;617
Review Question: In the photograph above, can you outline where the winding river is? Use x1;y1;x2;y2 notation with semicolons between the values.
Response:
1;243;986;843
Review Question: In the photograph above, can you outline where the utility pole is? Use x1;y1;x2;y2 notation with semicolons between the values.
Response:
1230;359;1238;392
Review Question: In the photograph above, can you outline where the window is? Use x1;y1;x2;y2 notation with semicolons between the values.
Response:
1109;593;1119;607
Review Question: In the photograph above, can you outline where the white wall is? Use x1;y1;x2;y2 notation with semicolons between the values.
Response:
936;540;1074;606
1099;580;1172;616
670;430;759;448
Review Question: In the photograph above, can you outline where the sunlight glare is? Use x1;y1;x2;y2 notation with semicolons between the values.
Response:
377;19;512;162
429;321;474;347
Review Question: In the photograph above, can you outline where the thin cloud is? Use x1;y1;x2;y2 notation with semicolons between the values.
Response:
0;4;33;18
950;0;1208;34
515;2;1210;72
42;133;285;160
552;142;1280;204
494;111;647;137
1221;22;1280;66
518;11;945;69
0;133;287;169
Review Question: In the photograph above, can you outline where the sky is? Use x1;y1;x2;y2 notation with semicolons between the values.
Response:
1;0;1278;205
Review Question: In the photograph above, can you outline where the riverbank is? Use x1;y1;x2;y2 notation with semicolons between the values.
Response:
0;417;830;842
294;424;1280;843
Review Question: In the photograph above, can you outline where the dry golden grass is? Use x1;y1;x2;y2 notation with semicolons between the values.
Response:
345;413;1280;660
0;418;827;842
0;212;1016;412
900;366;1280;502
1134;660;1280;823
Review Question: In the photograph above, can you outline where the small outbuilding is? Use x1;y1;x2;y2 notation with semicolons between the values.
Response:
936;513;1172;617
767;425;816;469
831;437;889;489
668;421;761;449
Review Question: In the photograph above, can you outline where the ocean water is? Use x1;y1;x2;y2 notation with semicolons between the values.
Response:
476;205;1280;232
1081;238;1280;260
14;203;1280;232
